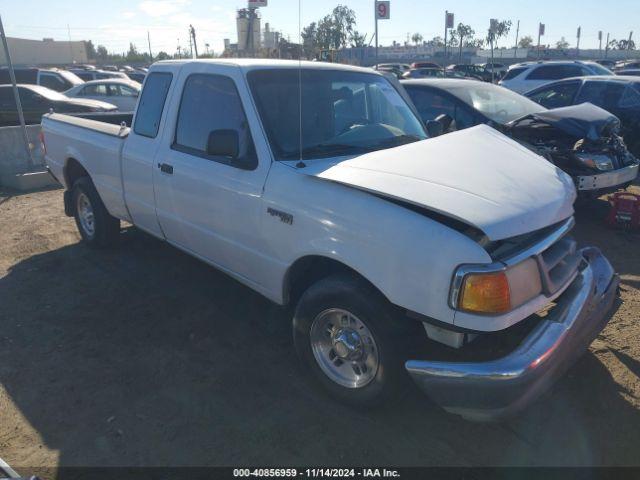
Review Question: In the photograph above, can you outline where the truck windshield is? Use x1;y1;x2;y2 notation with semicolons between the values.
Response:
248;69;427;161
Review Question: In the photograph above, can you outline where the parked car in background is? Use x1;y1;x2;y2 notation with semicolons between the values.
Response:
525;76;640;156
402;79;638;196
478;62;508;78
0;67;84;92
64;79;141;111
125;71;146;83
410;61;440;69
596;59;616;70
375;65;403;79
614;60;640;72
376;63;410;74
616;69;640;77
446;64;492;82
499;61;613;93
0;84;116;126
69;69;129;81
42;59;619;421
402;68;466;79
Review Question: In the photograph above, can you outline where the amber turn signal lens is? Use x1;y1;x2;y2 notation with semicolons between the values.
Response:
459;272;511;314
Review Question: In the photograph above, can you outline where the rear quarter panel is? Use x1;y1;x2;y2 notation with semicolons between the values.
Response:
42;114;131;221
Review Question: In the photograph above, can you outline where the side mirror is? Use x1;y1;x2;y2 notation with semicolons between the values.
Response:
207;129;239;159
425;120;444;137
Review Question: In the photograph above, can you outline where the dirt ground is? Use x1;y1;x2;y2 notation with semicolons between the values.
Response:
1;185;640;474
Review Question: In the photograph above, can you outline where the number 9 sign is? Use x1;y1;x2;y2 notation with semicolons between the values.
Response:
375;1;390;20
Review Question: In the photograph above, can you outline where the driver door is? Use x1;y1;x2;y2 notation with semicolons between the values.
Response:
152;64;273;286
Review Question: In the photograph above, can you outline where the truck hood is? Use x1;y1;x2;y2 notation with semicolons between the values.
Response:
299;124;576;241
507;102;620;141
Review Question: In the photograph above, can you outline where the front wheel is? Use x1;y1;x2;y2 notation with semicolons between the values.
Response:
293;274;409;406
72;177;120;248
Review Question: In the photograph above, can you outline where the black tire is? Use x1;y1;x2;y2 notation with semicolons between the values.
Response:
293;273;412;407
71;177;120;248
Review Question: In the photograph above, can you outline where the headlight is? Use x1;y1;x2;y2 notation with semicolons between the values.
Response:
452;258;542;314
575;153;614;171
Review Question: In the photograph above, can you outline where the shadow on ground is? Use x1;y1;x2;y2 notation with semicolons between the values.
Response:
1;216;640;473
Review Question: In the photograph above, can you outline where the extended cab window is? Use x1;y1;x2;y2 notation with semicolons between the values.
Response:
133;72;172;138
173;74;257;168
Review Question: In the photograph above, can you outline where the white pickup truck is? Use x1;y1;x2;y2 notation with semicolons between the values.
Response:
42;59;619;421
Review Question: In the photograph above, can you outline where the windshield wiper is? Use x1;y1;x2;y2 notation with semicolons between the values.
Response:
280;143;372;160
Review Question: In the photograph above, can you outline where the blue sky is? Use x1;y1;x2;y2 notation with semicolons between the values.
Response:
1;0;638;55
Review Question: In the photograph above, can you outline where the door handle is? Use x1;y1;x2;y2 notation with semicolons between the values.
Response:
158;163;173;174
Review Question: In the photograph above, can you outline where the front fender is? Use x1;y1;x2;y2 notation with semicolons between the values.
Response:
263;165;492;325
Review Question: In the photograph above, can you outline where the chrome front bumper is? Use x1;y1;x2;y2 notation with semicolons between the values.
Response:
406;247;619;422
576;163;639;191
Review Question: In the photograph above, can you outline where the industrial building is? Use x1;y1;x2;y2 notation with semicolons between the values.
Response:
0;36;88;66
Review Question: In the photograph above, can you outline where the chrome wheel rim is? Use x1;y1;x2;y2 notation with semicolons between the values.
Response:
310;308;379;389
77;192;95;237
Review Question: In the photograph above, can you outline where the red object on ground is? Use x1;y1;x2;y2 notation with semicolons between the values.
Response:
606;192;640;230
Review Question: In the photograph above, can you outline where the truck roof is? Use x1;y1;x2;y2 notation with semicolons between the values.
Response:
153;58;375;74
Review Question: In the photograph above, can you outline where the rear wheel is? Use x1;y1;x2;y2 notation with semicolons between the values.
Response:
72;177;120;247
293;274;410;406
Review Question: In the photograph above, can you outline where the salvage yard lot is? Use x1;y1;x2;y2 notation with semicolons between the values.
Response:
1;186;640;469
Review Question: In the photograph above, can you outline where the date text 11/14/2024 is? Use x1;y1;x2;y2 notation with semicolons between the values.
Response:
233;468;401;478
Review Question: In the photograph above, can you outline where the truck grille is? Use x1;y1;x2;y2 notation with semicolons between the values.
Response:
536;236;582;295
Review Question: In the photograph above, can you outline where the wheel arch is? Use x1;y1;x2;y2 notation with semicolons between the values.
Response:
283;254;392;307
62;158;91;216
63;157;89;188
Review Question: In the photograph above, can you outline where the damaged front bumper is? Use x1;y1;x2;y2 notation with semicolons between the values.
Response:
405;247;619;422
576;163;639;191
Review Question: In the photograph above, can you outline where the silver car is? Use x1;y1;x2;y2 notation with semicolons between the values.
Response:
65;79;141;112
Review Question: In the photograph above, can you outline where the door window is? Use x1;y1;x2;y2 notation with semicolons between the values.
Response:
527;82;580;109
405;87;475;130
118;85;139;97
173;74;257;168
40;73;66;91
575;81;627;110
82;84;108;96
133;72;172;138
527;65;585;81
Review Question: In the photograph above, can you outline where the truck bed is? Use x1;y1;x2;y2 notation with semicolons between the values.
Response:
42;112;131;221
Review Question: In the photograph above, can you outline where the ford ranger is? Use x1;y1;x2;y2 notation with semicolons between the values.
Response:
42;59;620;421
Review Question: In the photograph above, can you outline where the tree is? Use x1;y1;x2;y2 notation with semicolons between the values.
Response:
487;20;512;49
351;31;367;47
301;22;318;58
451;23;475;60
556;37;570;49
518;35;534;48
300;4;359;57
96;45;109;61
616;39;636;50
411;33;423;46
84;40;97;60
156;51;171;61
467;38;485;48
426;36;444;47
